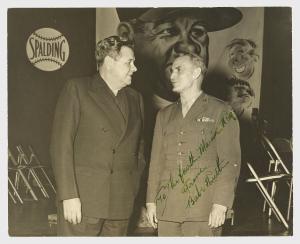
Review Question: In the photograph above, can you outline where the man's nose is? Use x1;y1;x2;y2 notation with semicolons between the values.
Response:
131;63;137;72
170;71;176;80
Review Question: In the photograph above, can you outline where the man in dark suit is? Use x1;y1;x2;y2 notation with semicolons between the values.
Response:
146;54;241;236
50;36;146;236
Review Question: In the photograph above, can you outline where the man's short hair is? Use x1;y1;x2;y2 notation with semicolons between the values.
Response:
95;35;134;69
178;53;208;76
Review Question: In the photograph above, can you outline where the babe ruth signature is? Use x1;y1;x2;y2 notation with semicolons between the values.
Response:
186;158;229;208
155;110;236;212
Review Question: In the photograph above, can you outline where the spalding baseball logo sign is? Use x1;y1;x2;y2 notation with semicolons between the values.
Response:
26;27;69;71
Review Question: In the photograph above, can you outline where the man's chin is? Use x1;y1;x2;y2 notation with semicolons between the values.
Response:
172;87;181;94
124;78;132;86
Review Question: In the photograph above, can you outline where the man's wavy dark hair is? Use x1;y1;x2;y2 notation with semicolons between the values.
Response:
95;35;134;69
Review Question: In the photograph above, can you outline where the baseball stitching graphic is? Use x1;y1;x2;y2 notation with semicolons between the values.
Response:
26;27;69;72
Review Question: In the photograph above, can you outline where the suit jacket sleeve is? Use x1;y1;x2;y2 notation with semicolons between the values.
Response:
213;106;241;209
50;80;80;201
146;110;164;203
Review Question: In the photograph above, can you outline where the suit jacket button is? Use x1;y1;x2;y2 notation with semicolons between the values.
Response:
110;169;114;174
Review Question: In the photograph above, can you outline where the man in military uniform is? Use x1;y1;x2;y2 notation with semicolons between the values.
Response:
116;8;243;231
146;54;241;236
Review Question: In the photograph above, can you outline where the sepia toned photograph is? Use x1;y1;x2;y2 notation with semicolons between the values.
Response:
6;4;293;238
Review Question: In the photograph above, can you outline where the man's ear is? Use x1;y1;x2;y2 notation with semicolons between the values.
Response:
193;67;202;79
117;22;135;42
103;55;114;70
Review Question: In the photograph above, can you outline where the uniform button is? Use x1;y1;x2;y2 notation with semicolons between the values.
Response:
180;131;184;135
110;169;114;174
201;129;204;134
197;118;201;122
178;152;182;156
178;142;182;146
112;149;116;154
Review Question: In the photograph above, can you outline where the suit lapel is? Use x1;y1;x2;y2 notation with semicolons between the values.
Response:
116;89;130;148
87;74;123;138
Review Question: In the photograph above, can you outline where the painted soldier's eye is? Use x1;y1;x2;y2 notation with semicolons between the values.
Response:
157;27;179;37
190;25;207;39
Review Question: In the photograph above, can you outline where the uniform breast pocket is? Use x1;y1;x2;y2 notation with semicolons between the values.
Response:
188;120;216;146
163;129;177;150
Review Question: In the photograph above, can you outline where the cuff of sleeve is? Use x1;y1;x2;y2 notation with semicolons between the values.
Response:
58;190;79;201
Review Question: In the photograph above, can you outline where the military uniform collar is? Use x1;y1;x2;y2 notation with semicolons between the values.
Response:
176;91;208;106
175;92;209;120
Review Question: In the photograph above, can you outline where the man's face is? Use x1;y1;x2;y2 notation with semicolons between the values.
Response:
133;16;209;100
111;46;137;89
170;55;197;94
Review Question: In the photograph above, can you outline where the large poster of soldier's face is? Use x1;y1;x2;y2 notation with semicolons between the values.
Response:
96;8;263;120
